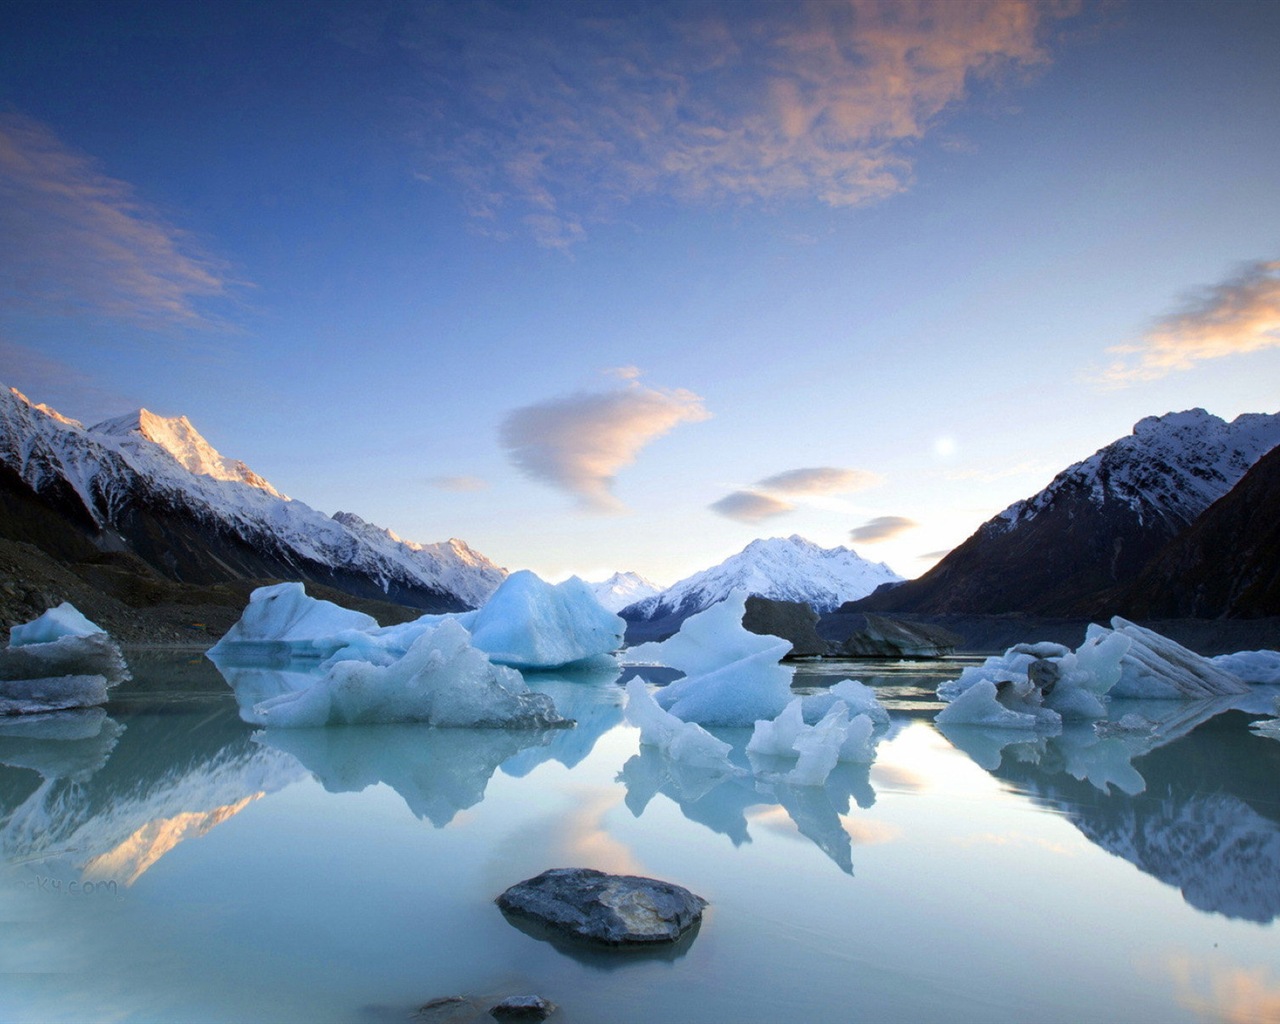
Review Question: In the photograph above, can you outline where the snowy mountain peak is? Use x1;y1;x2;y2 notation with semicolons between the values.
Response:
89;408;286;499
623;535;903;624
995;408;1280;535
8;387;84;428
586;571;664;612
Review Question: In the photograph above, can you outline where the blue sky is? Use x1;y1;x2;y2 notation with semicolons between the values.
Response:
2;0;1278;585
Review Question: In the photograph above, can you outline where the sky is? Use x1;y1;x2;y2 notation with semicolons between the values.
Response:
1;0;1278;587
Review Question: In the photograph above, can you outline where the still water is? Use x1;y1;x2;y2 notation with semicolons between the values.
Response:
2;651;1278;1023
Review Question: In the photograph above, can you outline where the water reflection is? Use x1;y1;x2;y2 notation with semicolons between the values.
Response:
618;736;877;875
942;707;1280;922
257;724;560;827
0;700;302;884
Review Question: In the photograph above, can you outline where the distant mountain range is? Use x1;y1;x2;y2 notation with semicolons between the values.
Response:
854;409;1280;619
584;571;664;613
0;385;506;614
620;535;902;641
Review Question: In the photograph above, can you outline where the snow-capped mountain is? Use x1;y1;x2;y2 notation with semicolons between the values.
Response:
858;408;1280;617
621;535;902;638
585;571;664;613
0;384;506;611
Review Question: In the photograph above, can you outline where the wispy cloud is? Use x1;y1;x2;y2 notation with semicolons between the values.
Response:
757;466;882;495
1100;259;1280;385
850;515;917;542
0;113;233;328
396;0;1071;246
427;475;488;492
709;490;795;524
500;378;709;512
710;462;881;523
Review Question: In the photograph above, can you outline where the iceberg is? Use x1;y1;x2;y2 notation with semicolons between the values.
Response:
243;619;568;729
210;573;623;671
1100;618;1250;699
0;603;129;714
207;582;379;659
466;571;625;669
1211;649;1280;685
627;591;795;727
800;679;890;728
935;619;1252;731
623;678;739;772
747;698;879;787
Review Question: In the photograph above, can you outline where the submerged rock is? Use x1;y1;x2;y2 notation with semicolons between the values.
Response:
838;613;963;658
489;995;556;1020
496;868;707;947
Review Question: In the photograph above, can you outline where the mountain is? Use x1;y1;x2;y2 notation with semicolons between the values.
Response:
621;535;902;641
585;571;664;613
0;385;507;615
1114;442;1280;619
854;409;1280;618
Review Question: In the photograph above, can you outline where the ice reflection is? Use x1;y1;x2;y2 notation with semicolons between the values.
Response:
257;724;562;827
618;736;877;874
942;706;1280;922
0;702;301;882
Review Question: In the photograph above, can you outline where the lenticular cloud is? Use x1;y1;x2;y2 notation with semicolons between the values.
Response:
500;381;708;512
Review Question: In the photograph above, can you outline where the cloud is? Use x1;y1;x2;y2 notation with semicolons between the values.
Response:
0;113;232;328
500;380;709;512
919;548;954;561
708;490;795;524
1100;259;1280;384
397;1;1072;246
757;466;882;495
849;515;917;542
710;463;882;523
427;475;488;492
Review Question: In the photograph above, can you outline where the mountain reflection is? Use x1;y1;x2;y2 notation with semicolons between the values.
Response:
0;701;302;884
619;736;877;875
941;706;1280;922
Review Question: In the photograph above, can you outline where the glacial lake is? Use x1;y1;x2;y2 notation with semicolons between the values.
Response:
3;650;1279;1023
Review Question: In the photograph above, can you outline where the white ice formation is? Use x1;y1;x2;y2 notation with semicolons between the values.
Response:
936;618;1251;730
1211;650;1280;685
208;576;625;727
1;603;129;715
211;572;624;672
627;590;794;727
246;619;566;729
748;698;879;786
622;678;739;772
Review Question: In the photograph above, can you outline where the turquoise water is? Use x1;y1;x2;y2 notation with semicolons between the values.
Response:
2;652;1278;1023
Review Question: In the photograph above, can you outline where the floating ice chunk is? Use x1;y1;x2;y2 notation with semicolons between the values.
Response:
1099;618;1250;699
623;678;738;771
801;679;890;728
1212;650;1280;685
654;643;794;727
748;698;879;786
9;603;104;646
935;679;1049;729
247;619;566;729
467;571;624;669
1252;717;1280;741
208;582;379;658
626;589;789;675
0;603;129;714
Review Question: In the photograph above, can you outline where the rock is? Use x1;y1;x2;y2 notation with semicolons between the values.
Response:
496;868;707;947
742;596;828;658
489;995;556;1020
838;613;963;658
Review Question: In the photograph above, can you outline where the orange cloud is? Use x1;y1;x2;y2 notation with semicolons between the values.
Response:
709;490;795;523
849;515;917;542
1101;259;1280;384
501;379;709;512
1166;955;1280;1024
757;466;882;495
0;113;232;328
400;1;1074;246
